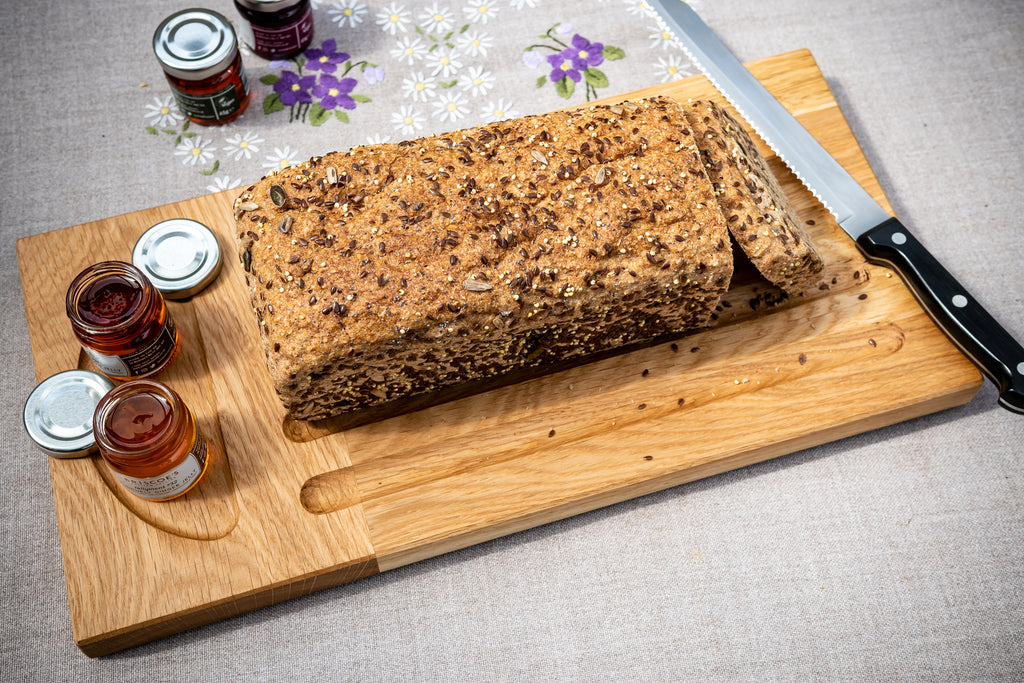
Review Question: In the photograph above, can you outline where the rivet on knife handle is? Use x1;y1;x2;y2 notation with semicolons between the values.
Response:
858;218;1024;414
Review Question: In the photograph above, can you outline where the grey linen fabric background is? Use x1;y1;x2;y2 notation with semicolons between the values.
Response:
2;0;1023;679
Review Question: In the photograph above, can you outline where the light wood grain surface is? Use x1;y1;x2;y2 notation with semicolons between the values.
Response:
15;49;981;657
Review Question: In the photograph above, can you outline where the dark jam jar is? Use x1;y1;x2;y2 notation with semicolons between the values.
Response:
66;261;180;380
234;0;314;59
94;379;209;501
153;9;250;125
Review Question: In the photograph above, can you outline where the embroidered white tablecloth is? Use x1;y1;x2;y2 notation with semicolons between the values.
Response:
142;0;699;196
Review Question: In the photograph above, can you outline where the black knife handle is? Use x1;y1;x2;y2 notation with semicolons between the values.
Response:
857;218;1024;414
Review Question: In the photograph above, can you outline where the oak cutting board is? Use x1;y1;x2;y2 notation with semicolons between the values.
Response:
16;49;982;657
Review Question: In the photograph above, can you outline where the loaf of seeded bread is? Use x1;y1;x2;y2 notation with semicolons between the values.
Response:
234;96;818;421
681;99;824;293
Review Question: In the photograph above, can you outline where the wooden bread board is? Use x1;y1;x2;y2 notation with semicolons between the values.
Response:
16;49;982;657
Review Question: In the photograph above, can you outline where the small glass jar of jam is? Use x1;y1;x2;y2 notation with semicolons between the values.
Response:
234;0;314;59
66;261;179;380
92;378;209;501
93;379;210;501
153;9;250;125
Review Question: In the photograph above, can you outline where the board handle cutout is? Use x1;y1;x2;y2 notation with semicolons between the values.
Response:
300;467;361;515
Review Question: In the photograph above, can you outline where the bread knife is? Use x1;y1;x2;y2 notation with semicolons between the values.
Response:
648;0;1024;414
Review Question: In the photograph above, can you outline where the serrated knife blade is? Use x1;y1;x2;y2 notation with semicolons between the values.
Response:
648;0;1024;413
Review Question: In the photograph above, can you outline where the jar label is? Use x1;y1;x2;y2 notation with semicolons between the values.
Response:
246;10;314;56
171;76;248;122
85;315;178;378
114;429;208;501
85;348;130;377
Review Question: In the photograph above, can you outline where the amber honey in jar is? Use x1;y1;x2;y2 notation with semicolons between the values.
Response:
93;379;210;501
234;0;314;59
153;9;250;125
65;261;179;380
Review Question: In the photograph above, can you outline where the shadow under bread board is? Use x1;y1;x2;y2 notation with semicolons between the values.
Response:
16;49;982;657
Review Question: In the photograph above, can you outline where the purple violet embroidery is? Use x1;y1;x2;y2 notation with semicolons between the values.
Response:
524;23;625;101
364;66;386;85
566;35;604;71
313;75;358;110
274;71;316;106
547;53;581;83
260;38;381;126
303;39;350;74
522;49;543;69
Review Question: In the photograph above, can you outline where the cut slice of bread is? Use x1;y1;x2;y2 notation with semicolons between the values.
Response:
682;99;824;293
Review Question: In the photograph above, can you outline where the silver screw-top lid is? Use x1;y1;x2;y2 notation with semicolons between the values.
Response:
24;370;115;459
153;9;239;81
133;218;223;299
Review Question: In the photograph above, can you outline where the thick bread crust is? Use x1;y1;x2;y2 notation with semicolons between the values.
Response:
234;97;734;420
682;99;824;293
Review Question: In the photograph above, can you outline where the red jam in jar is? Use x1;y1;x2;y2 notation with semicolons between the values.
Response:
234;0;314;59
66;261;179;380
153;9;250;125
94;379;210;501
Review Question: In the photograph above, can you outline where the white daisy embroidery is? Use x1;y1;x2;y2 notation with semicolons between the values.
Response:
391;35;427;64
144;96;183;128
460;66;495;96
508;0;539;8
222;131;264;161
328;0;368;28
655;55;691;82
649;25;681;50
463;0;497;24
263;146;301;171
365;133;393;144
418;3;455;33
401;71;438;101
430;47;463;77
456;29;492;57
432;92;469;122
481;98;520;122
174;136;216;166
376;3;411;34
206;175;243;193
624;0;655;18
391;105;427;136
